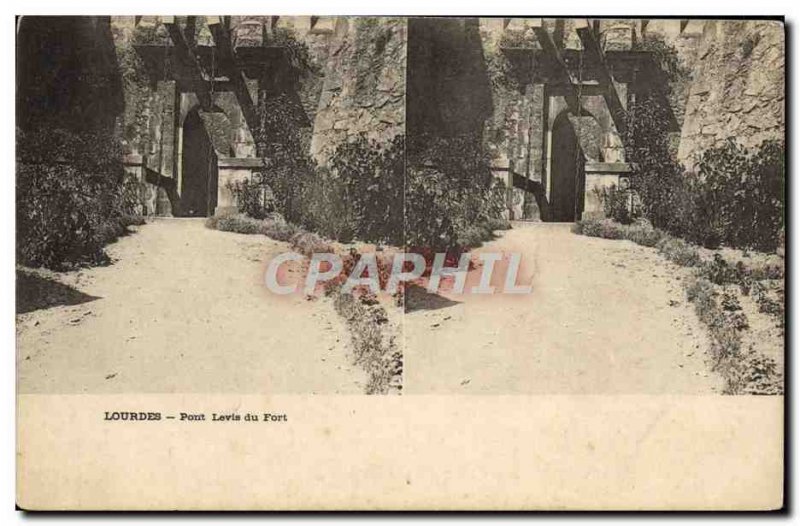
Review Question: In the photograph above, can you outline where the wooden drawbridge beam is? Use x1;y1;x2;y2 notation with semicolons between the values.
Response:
161;16;214;111
530;18;582;116
207;16;260;134
574;19;629;138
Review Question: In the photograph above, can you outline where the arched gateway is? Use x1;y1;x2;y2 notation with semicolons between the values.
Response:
549;112;585;222
179;109;218;217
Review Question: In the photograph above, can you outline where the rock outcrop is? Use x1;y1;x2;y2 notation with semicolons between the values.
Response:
309;17;406;163
677;20;784;166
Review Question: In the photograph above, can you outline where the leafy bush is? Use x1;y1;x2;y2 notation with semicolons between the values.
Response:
406;134;507;251
618;38;784;253
206;213;262;235
721;290;742;312
624;95;784;252
571;217;625;240
206;212;302;243
456;224;496;248
322;134;405;245
230;133;405;246
624;91;690;236
595;184;637;225
690;139;784;252
262;217;301;243
695;253;783;295
752;281;784;327
299;166;358;243
17;128;142;269
226;175;276;220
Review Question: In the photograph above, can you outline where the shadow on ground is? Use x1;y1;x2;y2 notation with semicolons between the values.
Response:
16;270;100;314
404;283;461;313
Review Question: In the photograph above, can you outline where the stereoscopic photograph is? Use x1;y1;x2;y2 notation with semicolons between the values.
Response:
15;14;785;510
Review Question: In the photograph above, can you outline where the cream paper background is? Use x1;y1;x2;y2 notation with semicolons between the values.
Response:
17;394;783;510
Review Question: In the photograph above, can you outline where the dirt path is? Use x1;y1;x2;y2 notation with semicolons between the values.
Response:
404;223;722;394
17;218;365;394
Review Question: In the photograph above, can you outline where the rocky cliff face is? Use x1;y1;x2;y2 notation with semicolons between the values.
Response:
677;20;784;165
309;17;406;163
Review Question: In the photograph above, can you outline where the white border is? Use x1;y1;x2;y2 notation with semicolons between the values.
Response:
3;1;796;523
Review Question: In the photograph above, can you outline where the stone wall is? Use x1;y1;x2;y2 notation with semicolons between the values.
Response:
310;17;406;163
677;20;784;166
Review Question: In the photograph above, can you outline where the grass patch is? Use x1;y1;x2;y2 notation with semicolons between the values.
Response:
206;213;300;241
655;236;701;267
206;212;335;257
329;287;402;395
574;217;699;266
685;276;756;394
571;217;625;240
575;216;783;395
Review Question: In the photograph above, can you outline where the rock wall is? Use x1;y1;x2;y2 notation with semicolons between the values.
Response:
310;17;406;163
677;20;785;165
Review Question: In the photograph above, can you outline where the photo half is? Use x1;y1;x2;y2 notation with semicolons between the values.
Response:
16;16;406;395
401;18;784;395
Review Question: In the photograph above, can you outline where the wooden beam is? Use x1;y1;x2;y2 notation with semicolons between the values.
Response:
162;16;214;110
530;18;581;115
574;19;628;138
207;17;259;134
143;164;180;212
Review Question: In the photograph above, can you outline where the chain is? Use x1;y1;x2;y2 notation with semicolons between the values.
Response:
153;25;170;217
574;25;584;221
207;39;216;217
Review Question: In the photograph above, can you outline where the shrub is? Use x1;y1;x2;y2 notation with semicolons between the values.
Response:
207;213;262;235
655;236;701;267
300;166;358;243
691;139;784;252
230;134;405;246
484;216;512;231
331;286;401;395
406;134;507;251
323;134;405;245
720;290;742;312
290;231;333;258
595;184;637;224
16;127;142;269
206;212;301;243
624;90;690;236
623;120;784;252
752;281;785;327
260;217;300;242
226;176;276;220
572;217;624;239
625;218;664;247
456;224;495;248
621;40;784;253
